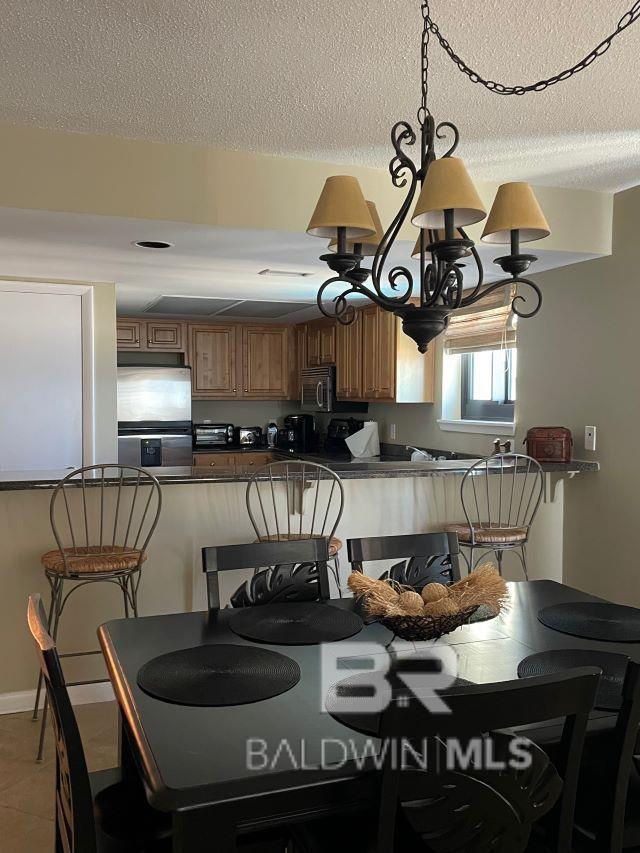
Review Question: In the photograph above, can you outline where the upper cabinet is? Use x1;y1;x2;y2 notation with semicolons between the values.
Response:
146;321;184;351
189;324;238;398
189;323;293;401
335;305;435;403
305;319;336;367
336;312;362;400
117;319;185;352
241;326;290;399
117;319;143;350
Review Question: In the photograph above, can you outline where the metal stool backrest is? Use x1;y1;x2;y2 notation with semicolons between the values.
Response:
376;667;600;853
202;537;331;610
27;594;96;853
460;453;544;535
347;532;461;588
49;464;162;575
246;460;344;545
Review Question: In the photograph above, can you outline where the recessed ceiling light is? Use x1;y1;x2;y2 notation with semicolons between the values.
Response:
133;240;174;249
257;269;313;278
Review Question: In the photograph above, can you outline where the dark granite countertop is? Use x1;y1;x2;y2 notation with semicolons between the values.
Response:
0;454;600;491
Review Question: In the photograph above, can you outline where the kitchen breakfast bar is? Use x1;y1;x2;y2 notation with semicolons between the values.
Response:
0;454;598;704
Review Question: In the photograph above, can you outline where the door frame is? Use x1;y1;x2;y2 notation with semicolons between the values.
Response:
0;279;96;465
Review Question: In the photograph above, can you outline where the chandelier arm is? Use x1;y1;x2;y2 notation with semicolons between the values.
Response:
425;1;640;96
459;276;543;319
453;226;485;302
368;121;418;305
443;264;465;309
316;272;417;326
435;121;460;157
316;276;358;324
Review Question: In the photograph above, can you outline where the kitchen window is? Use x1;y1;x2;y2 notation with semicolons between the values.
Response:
461;348;516;422
439;287;517;434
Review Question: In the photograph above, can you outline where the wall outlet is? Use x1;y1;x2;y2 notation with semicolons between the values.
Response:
584;425;597;452
389;423;396;440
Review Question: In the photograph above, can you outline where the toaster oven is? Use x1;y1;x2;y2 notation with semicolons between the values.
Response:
193;423;235;448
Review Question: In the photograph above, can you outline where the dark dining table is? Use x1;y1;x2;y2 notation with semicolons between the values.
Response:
98;580;640;852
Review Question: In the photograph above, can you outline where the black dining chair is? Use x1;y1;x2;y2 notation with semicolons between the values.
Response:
290;668;601;853
27;593;172;853
347;531;462;588
202;537;331;610
561;660;640;852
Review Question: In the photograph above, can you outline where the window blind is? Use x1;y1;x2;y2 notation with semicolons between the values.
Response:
444;286;516;355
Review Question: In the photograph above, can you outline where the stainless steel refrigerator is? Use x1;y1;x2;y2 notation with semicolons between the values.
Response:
117;367;193;467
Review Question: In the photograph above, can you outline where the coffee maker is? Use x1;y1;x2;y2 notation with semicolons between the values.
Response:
279;414;315;452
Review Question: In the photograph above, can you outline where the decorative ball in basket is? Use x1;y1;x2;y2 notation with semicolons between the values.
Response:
348;563;509;641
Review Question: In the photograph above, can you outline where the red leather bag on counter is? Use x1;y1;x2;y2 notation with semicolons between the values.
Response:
524;427;573;463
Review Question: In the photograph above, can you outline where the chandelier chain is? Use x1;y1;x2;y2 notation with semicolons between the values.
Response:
424;0;640;96
418;0;431;125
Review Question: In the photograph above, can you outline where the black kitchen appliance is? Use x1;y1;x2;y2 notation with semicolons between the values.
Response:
325;418;365;453
193;423;235;448
235;426;262;447
279;414;315;452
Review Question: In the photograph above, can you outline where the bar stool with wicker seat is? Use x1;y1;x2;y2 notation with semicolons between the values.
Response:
246;460;345;594
32;464;162;760
443;453;543;579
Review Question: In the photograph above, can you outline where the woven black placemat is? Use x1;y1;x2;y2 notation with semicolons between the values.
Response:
229;602;363;645
137;644;300;706
326;660;474;736
538;602;640;642
518;649;629;711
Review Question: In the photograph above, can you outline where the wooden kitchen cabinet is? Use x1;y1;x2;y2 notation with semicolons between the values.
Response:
350;305;435;403
193;452;238;468
146;321;184;350
117;318;185;352
294;324;307;400
189;325;238;399
193;451;276;471
306;323;320;366
319;324;336;364
117;319;142;350
241;326;289;399
305;319;336;367
336;312;362;399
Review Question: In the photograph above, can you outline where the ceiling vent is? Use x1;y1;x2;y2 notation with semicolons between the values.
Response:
144;296;241;316
144;295;313;319
257;269;313;278
218;301;311;319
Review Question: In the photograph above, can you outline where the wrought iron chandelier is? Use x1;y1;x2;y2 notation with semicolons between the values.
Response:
306;0;640;352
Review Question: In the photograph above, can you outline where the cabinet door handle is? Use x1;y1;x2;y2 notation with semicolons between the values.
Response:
233;389;237;393
209;462;215;467
244;389;248;393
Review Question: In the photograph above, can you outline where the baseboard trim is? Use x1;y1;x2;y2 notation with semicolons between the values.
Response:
0;682;115;715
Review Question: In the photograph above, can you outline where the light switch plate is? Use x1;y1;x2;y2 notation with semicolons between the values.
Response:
389;423;396;440
585;425;596;452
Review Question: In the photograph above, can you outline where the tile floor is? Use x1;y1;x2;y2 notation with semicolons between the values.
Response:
0;701;118;853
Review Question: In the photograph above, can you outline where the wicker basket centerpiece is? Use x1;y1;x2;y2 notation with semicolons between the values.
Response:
348;563;509;641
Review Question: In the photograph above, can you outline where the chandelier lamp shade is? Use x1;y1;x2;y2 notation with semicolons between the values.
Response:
306;0;640;353
328;201;386;257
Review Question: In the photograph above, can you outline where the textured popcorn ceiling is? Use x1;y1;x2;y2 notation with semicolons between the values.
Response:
1;0;639;191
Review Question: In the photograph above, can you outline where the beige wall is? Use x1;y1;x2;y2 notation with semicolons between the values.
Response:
0;123;612;255
516;185;639;603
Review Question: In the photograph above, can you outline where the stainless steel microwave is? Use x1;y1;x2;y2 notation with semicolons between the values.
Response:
299;367;368;413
